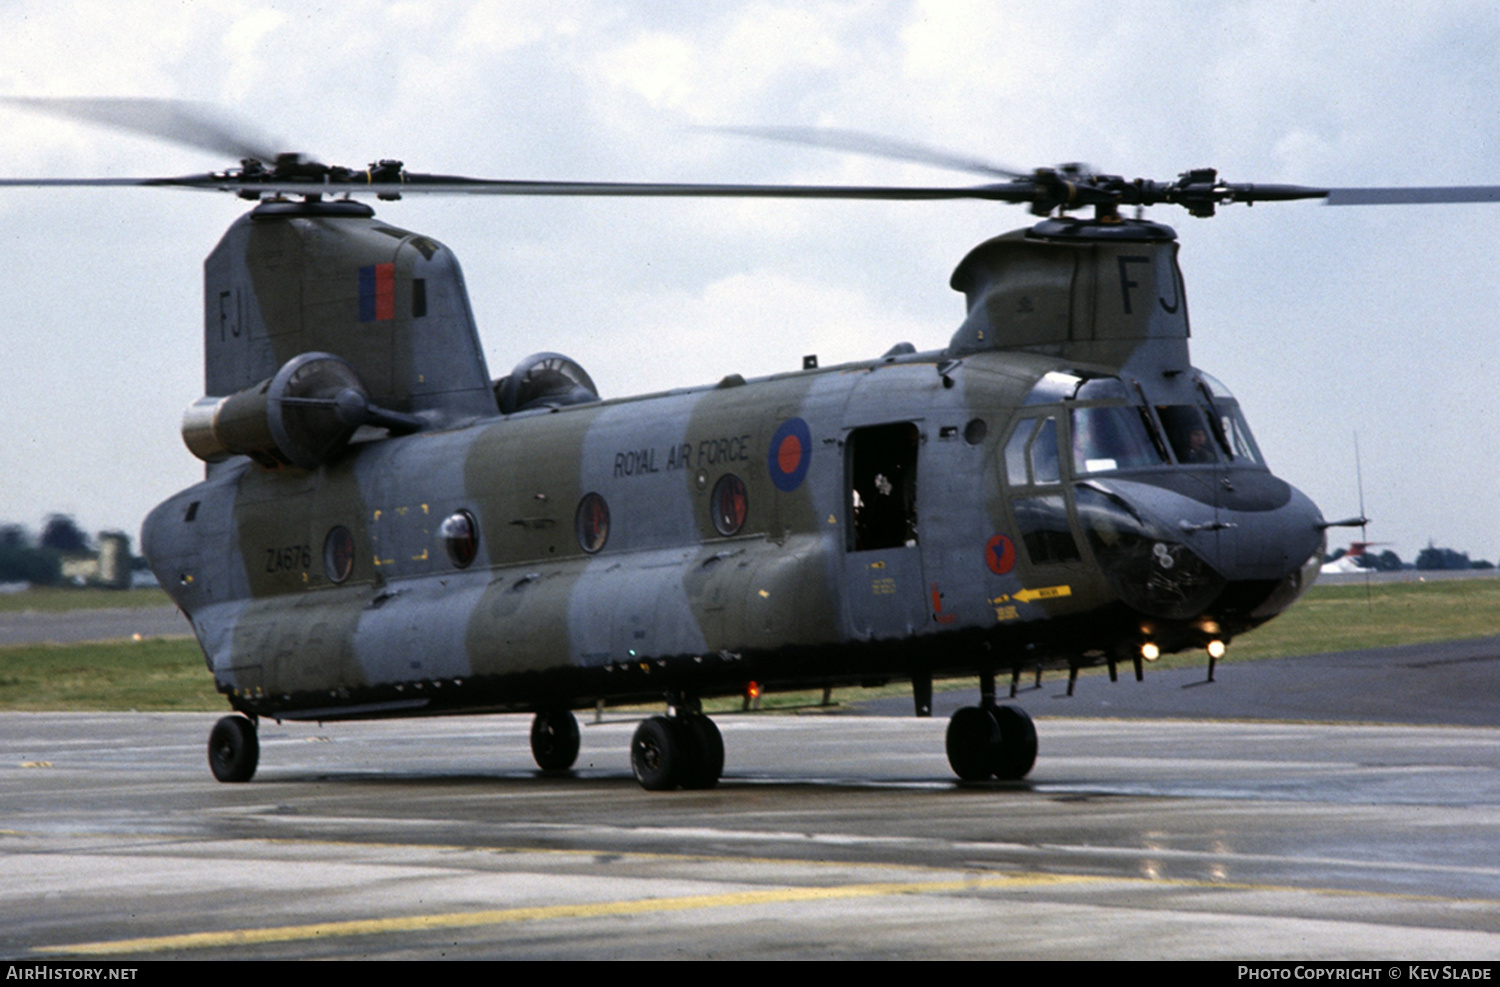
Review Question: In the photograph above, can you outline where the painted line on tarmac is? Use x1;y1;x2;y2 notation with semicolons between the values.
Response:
42;873;1098;955
28;832;1500;956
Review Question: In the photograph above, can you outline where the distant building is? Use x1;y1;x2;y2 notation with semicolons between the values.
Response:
97;532;131;589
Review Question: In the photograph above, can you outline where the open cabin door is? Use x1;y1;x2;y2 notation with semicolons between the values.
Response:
842;422;928;640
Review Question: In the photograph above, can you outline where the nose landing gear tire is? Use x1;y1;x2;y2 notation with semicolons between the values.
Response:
991;704;1037;780
945;706;1001;781
945;704;1036;782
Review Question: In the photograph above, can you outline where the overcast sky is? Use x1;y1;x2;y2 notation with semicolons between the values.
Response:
1;0;1497;564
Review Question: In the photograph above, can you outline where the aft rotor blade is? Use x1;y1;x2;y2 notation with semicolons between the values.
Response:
1324;186;1500;205
707;125;1031;180
0;97;282;165
397;176;1034;200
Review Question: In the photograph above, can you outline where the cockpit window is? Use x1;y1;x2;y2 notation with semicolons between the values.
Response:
1070;406;1164;474
1004;417;1061;486
1156;404;1221;464
1031;418;1060;484
1074;377;1131;402
1023;371;1086;406
1004;422;1030;485
1216;405;1264;464
1197;371;1235;400
1012;495;1081;564
1024;371;1133;406
1185;371;1267;466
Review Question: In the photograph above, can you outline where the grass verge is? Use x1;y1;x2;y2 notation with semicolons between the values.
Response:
0;638;221;711
0;587;172;613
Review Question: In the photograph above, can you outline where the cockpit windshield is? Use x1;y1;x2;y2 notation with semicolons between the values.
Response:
1017;368;1266;476
1211;403;1264;464
1193;372;1265;466
1155;399;1264;466
1070;405;1164;475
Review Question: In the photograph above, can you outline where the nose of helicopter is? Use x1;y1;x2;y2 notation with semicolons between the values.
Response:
1076;470;1325;628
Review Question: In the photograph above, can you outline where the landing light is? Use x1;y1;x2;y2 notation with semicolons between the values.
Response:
1141;643;1160;661
1207;640;1227;659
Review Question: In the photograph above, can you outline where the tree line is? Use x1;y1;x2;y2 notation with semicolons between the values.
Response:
0;516;139;586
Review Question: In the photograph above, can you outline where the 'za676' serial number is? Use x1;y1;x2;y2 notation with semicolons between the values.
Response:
266;545;312;572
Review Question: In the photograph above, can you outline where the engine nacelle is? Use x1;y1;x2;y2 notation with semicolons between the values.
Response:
495;352;600;415
182;352;371;469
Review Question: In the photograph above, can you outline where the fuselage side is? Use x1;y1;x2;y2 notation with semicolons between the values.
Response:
143;345;1323;721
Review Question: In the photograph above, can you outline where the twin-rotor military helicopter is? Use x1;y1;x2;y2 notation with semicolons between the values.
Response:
9;99;1497;790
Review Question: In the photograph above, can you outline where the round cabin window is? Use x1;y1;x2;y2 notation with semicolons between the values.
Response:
323;525;355;584
710;473;748;536
439;510;479;568
575;492;610;554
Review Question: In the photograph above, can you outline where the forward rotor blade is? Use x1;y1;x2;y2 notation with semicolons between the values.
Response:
707;125;1030;180
0;97;282;165
17;173;1033;202
1325;186;1500;205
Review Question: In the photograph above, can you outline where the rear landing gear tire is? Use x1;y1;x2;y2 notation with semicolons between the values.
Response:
631;712;724;791
631;715;684;790
208;714;258;783
530;708;580;771
677;713;724;790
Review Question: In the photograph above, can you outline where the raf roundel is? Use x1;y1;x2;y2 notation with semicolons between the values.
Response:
767;417;812;492
986;534;1017;575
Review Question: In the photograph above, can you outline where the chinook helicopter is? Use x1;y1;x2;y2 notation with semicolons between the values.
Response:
8;100;1498;790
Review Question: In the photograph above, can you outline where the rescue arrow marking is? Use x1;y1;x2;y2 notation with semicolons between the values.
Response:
1012;585;1072;604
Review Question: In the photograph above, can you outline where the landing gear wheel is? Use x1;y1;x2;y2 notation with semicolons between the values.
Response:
677;713;724;790
631;715;684;791
208;714;258;783
946;705;1000;781
530;708;580;771
990;704;1037;780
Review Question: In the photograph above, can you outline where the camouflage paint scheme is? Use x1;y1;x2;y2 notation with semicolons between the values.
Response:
143;201;1325;725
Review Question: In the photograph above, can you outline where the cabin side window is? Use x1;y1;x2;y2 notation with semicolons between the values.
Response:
847;422;919;551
